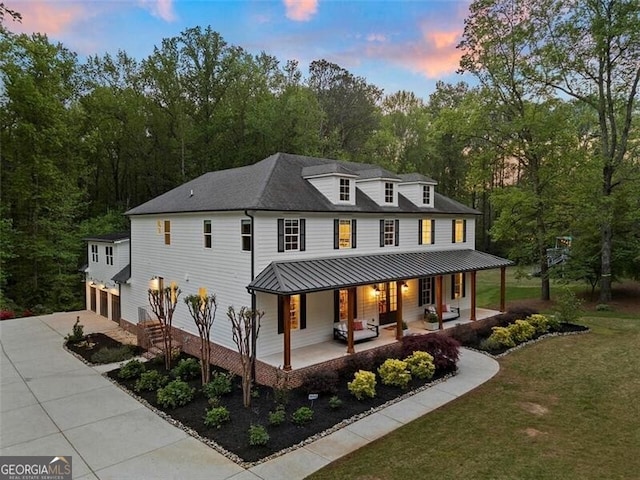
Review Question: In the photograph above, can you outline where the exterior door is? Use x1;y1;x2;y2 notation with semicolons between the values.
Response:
378;282;397;325
99;290;108;318
111;295;121;323
90;287;97;312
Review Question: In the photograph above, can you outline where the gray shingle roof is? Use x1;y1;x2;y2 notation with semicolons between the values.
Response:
248;249;513;295
112;264;131;283
84;232;130;243
301;163;357;177
125;152;478;216
398;173;438;184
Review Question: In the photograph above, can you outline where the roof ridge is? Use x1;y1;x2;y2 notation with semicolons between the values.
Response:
252;153;283;209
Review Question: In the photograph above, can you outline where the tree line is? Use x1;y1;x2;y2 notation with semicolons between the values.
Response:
1;0;638;314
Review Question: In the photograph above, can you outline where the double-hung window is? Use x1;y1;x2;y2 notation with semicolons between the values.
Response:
241;219;251;251
163;220;171;245
419;219;435;245
277;218;306;252
203;220;212;249
91;245;98;262
384;182;394;203
278;294;307;333
380;219;399;247
423;185;431;205
418;277;435;306
339;178;351;201
105;246;113;265
452;273;466;299
452;219;466;243
334;219;357;249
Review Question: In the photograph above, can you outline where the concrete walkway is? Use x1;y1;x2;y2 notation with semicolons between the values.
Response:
0;311;499;480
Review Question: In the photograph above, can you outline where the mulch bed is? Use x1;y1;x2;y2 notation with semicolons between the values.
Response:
66;333;144;364
107;355;455;464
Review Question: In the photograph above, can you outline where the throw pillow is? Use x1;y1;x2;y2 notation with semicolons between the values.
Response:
353;321;364;331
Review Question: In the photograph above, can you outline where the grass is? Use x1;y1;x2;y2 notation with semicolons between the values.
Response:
308;315;640;479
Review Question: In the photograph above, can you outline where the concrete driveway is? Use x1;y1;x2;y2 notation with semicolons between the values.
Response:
0;311;499;479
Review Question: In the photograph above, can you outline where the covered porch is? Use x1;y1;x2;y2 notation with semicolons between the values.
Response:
249;249;512;372
259;307;499;370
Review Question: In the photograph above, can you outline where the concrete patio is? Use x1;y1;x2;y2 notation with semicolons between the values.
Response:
0;310;499;479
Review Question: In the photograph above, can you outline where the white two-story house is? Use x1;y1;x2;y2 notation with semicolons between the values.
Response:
85;153;511;383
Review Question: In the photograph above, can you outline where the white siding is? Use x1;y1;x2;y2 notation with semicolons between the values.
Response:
304;175;356;206
354;179;398;206
398;183;434;208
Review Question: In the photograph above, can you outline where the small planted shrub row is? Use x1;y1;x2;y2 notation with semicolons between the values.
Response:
348;370;377;399
157;379;195;409
134;370;169;392
401;334;460;372
481;313;557;352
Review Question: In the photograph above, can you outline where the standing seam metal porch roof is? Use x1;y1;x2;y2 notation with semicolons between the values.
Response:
248;249;513;295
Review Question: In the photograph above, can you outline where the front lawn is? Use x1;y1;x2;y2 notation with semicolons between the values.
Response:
307;315;640;480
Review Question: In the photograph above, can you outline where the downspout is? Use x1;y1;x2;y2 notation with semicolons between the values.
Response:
244;210;257;384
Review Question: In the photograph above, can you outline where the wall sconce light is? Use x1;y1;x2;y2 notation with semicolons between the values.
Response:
401;281;409;292
89;281;95;286
373;285;380;296
149;276;163;291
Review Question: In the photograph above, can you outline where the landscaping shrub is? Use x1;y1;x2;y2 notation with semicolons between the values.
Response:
479;336;502;352
65;318;84;344
90;345;135;364
171;358;201;380
507;319;536;343
291;406;314;425
134;370;169;392
328;395;342;409
596;303;612;312
526;314;550;334
203;371;234;398
487;326;515;348
272;367;291;406
404;351;435;380
554;288;583;324
268;405;286;426
203;406;230;428
0;310;15;320
378;358;411;389
302;370;339;395
347;370;376;400
402;334;460;371
118;359;146;380
340;352;375;380
248;424;269;446
157;379;195;409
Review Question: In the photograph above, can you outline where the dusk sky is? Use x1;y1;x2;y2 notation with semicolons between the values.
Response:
8;0;474;97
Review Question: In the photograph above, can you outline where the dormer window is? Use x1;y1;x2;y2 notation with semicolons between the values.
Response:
339;178;351;201
423;185;431;205
384;182;394;203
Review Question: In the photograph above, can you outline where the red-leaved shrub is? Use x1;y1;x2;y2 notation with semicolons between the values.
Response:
0;310;15;320
401;334;461;372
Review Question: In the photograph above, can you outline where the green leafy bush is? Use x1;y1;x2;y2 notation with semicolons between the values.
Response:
596;303;612;312
248;424;269;446
488;326;515;348
134;370;169;392
203;406;230;428
508;319;536;343
91;345;135;364
404;351;435;380
302;370;339;395
328;395;342;409
291;406;314;425
268;405;286;426
156;379;195;409
203;371;234;398
554;288;583;324
171;358;201;380
65;318;84;344
347;370;377;400
378;358;412;388
479;336;502;352
526;314;550;334
118;359;146;380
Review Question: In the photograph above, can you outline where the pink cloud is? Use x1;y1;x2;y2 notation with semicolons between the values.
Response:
10;1;88;36
283;0;318;22
138;0;177;22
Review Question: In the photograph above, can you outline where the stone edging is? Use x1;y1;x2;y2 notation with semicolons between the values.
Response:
102;367;457;469
466;327;591;359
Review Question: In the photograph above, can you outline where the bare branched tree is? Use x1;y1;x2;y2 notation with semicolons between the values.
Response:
148;278;181;370
227;306;263;408
184;291;217;385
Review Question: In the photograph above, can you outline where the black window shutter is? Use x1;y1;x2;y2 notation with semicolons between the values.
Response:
418;219;423;245
300;219;306;251
352;289;358;318
431;219;435;244
462;273;466;298
334;290;340;322
452;219;456;242
300;294;307;329
463;219;467;242
451;275;456;300
351;219;357;248
379;220;385;247
394;219;400;246
333;219;339;249
418;278;424;306
277;219;284;252
277;296;284;334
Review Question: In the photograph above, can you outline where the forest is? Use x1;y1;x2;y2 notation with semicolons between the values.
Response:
0;0;638;315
